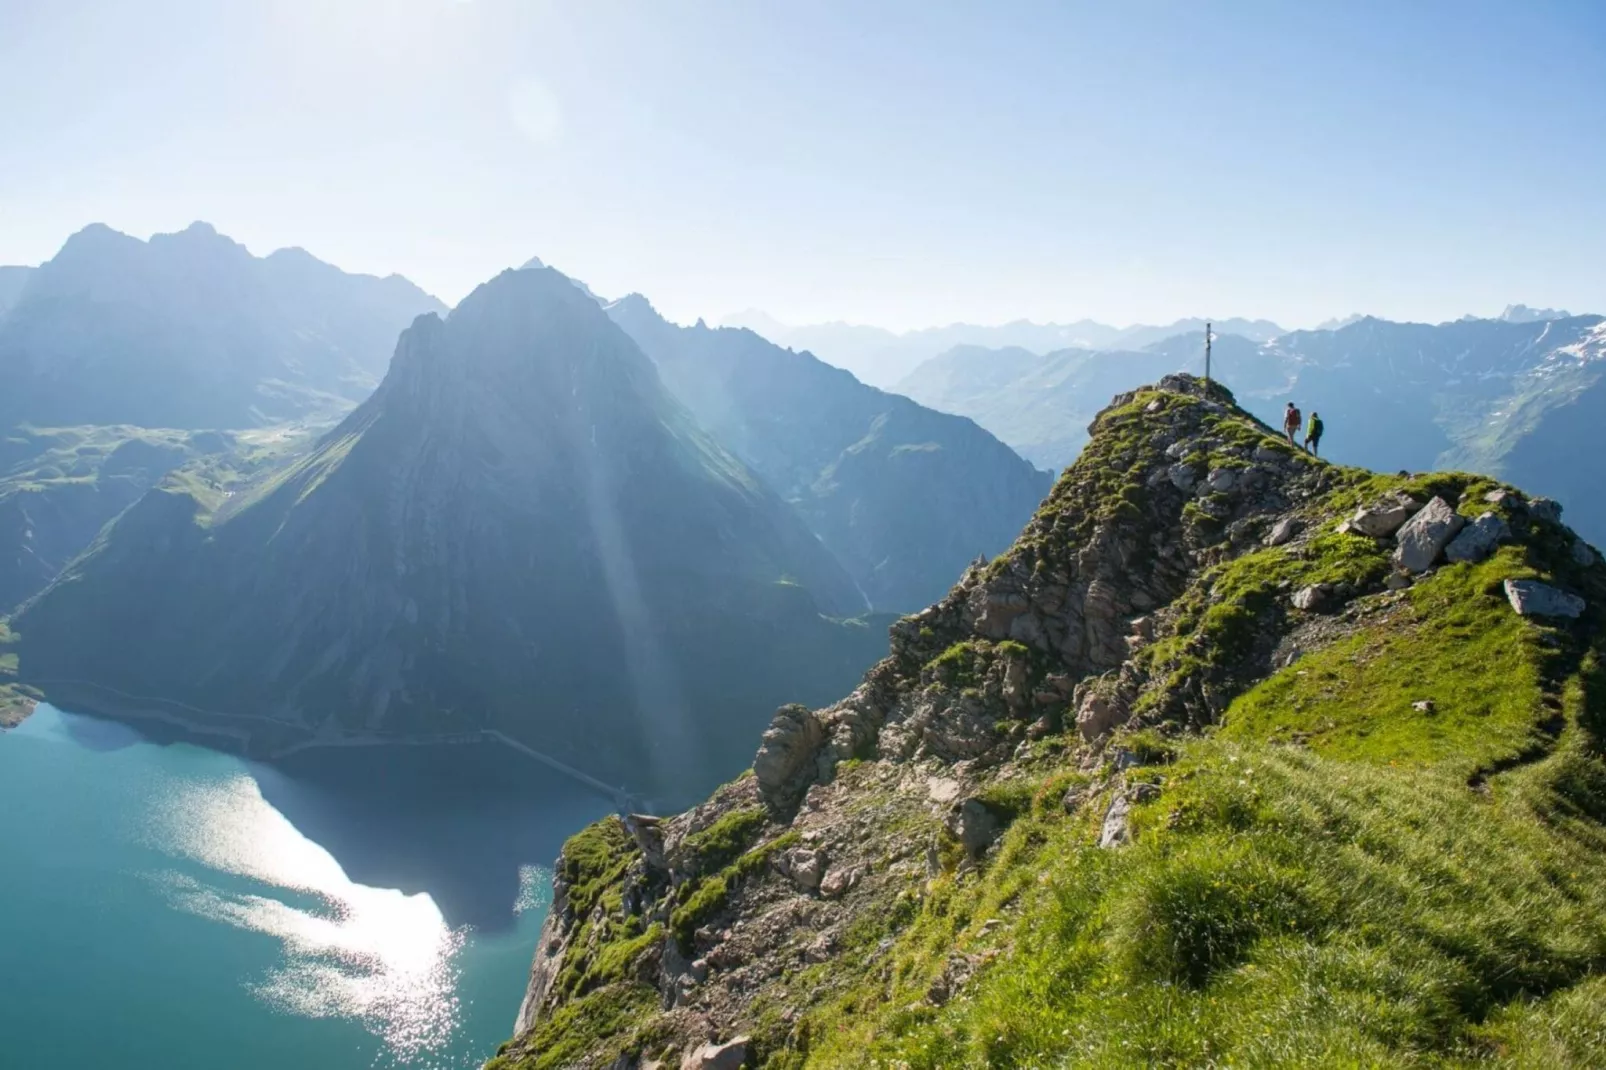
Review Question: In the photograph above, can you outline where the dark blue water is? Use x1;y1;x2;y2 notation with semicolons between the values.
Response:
0;705;612;1069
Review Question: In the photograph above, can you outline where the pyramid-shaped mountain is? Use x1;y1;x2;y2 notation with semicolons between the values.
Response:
10;267;885;802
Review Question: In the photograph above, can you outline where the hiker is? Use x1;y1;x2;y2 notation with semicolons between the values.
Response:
1305;411;1324;457
1283;402;1302;445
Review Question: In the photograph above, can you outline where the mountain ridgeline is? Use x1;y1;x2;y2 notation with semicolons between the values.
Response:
0;222;445;431
8;268;890;804
495;375;1606;1069
897;313;1606;551
608;295;1052;611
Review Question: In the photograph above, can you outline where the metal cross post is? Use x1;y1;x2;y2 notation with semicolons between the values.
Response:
1204;321;1213;385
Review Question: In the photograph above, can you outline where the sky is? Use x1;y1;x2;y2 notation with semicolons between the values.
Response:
1;0;1603;331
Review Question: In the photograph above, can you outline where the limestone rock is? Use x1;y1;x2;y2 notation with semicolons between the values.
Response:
754;704;825;813
1528;498;1563;524
1291;583;1336;612
1075;690;1124;741
1485;488;1523;509
1573;540;1601;568
624;814;667;872
1392;497;1465;573
947;798;1001;859
1504;579;1585;619
1265;517;1300;547
1099;794;1131;849
819;865;862;899
787;848;825;892
1443;511;1509;564
1168;463;1198;491
1206;467;1237;492
680;1036;750;1070
1350;492;1421;538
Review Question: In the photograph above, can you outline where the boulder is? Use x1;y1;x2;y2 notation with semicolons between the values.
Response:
1350;492;1421;538
947;798;1001;859
1392;497;1466;573
1443;511;1510;564
1573;540;1601;568
680;1036;750;1070
787;848;825;891
1206;467;1237;492
1265;516;1301;547
1098;794;1131;849
819;865;862;898
1075;690;1125;741
1291;583;1336;612
1168;463;1198;491
753;704;825;813
623;814;667;871
1485;488;1523;509
1529;498;1563;524
1504;579;1585;619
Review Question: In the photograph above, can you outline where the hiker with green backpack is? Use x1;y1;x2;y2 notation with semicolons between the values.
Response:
1305;411;1324;457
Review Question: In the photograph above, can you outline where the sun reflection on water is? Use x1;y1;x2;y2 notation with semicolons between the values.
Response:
150;774;467;1062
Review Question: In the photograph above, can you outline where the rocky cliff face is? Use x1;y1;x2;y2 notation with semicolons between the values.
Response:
494;374;1606;1069
9;267;887;804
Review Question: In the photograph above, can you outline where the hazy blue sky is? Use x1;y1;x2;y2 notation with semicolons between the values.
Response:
2;0;1603;329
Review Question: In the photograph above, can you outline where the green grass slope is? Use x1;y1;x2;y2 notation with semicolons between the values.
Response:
496;374;1606;1069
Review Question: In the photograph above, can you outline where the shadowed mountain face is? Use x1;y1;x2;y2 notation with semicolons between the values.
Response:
12;268;887;805
0;223;444;431
608;295;1054;612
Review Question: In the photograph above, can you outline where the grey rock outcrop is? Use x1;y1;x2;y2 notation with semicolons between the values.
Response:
1504;579;1586;619
1528;498;1563;525
1265;517;1301;547
947;798;1002;859
754;705;826;814
624;814;668;872
1444;512;1510;564
680;1036;750;1070
1099;793;1132;848
1075;690;1126;741
1393;497;1466;573
1292;583;1336;612
1350;492;1421;538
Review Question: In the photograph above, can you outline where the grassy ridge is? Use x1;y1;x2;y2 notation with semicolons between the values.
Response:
791;550;1606;1067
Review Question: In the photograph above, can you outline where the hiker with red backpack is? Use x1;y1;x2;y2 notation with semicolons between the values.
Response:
1283;402;1302;445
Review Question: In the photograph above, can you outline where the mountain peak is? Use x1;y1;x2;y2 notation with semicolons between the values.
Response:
1501;303;1572;324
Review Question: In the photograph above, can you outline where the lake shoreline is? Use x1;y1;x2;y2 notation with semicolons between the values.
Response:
16;680;642;810
0;691;37;729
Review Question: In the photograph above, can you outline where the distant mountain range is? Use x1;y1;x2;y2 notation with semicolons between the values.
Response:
0;222;444;430
895;310;1606;546
719;310;1285;388
9;268;891;804
610;296;1051;611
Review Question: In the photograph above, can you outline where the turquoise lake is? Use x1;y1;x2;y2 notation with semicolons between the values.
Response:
0;704;613;1069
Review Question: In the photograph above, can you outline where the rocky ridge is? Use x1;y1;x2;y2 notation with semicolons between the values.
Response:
492;375;1606;1069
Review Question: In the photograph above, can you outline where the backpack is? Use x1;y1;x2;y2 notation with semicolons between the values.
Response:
1287;407;1302;429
